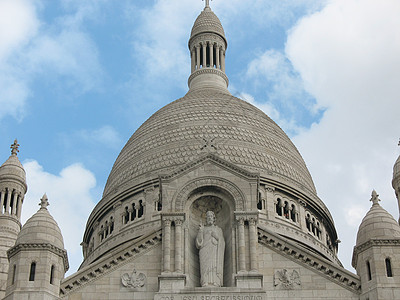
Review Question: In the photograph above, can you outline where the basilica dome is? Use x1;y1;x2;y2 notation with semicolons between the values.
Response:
103;89;316;198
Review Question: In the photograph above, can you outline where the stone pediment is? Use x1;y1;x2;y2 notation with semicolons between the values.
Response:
59;230;162;297
257;226;361;294
159;153;259;182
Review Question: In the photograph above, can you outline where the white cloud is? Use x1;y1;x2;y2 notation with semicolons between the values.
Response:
76;125;122;148
285;0;400;270
23;160;96;275
0;0;103;122
244;49;322;134
0;0;39;60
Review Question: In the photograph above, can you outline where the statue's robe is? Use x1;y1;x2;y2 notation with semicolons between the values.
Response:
196;224;225;287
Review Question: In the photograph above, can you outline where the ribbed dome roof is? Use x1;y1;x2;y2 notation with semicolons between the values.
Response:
356;192;400;246
190;7;225;41
103;89;316;197
16;197;65;250
0;154;26;182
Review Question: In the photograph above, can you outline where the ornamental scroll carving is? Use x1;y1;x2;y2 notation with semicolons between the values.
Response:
121;269;146;289
273;269;301;290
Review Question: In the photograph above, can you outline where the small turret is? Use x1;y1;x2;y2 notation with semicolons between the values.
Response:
0;140;27;299
4;194;68;300
188;0;229;92
392;139;400;223
352;190;400;299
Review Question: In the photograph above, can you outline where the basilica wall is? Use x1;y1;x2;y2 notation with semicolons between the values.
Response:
61;244;162;300
258;246;360;299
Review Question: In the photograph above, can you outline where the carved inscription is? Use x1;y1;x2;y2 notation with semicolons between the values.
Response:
156;295;265;300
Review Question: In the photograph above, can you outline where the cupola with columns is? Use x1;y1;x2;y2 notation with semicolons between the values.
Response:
188;0;229;92
0;140;27;299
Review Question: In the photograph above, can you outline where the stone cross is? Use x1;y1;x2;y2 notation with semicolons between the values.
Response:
10;139;19;156
203;0;212;8
39;193;50;209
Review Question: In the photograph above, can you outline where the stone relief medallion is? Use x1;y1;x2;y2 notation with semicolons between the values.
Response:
273;269;301;290
121;269;146;289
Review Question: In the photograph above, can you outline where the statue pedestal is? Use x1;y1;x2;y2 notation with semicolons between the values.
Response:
154;287;266;300
158;274;187;291
235;273;263;289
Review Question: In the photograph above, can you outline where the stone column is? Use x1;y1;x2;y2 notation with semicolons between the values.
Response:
16;195;23;218
220;48;225;72
249;218;258;272
94;221;101;249
237;217;246;272
202;43;207;68
5;189;10;214
191;48;196;72
196;45;201;70
209;43;214;67
163;219;172;272
175;219;183;273
11;192;17;216
216;45;220;69
0;190;5;214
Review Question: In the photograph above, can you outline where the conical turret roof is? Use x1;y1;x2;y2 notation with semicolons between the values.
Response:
356;190;400;246
0;139;26;183
190;5;226;42
16;194;65;250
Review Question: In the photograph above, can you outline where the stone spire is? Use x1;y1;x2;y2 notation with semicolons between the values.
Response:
0;140;27;299
188;2;229;92
392;138;400;223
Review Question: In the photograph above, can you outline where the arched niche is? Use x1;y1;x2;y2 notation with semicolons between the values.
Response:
184;185;235;287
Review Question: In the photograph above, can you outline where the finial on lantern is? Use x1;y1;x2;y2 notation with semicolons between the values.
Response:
10;139;19;156
203;0;212;9
39;193;50;210
370;190;381;206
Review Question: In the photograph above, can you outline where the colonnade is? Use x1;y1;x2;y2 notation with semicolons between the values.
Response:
236;213;258;272
162;214;185;273
0;188;23;218
191;42;225;73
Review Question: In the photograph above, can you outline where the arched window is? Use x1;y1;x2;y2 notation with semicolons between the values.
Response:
50;265;55;284
276;198;282;216
385;258;393;277
306;214;311;231
29;262;36;281
131;203;137;221
12;264;16;285
283;201;290;219
124;206;129;224
366;261;372;281
257;192;262;210
109;217;114;234
138;200;144;218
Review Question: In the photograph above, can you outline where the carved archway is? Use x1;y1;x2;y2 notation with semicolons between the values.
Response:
172;177;245;212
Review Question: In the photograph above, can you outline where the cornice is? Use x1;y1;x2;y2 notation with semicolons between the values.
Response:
258;226;361;294
60;230;162;297
160;152;259;182
352;238;400;268
8;243;69;272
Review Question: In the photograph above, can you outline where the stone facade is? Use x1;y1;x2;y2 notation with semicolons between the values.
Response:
1;2;400;300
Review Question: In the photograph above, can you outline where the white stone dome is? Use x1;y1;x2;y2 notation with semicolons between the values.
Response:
103;89;316;198
190;6;226;42
0;154;26;184
16;200;65;250
356;192;400;246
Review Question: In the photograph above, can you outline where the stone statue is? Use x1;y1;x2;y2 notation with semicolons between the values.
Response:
196;211;225;287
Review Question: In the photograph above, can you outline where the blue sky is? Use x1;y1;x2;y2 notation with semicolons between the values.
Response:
1;0;399;276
